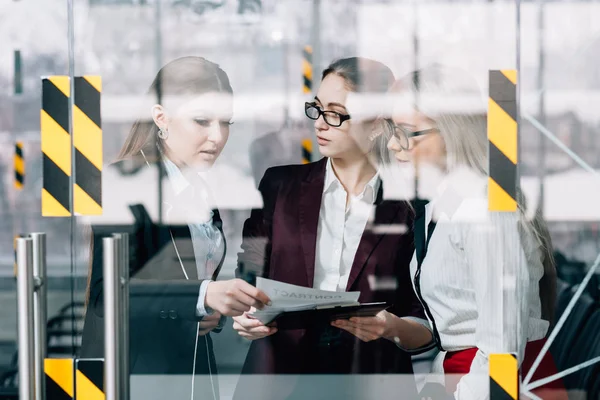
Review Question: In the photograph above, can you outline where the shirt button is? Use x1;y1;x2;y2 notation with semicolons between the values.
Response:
169;310;178;320
159;310;167;319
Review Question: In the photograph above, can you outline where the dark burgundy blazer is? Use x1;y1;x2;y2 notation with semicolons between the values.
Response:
236;158;425;376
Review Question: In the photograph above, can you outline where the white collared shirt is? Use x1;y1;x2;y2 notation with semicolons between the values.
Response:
313;159;380;291
410;167;549;399
163;158;224;317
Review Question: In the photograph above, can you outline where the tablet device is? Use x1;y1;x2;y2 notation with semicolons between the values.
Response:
273;302;391;330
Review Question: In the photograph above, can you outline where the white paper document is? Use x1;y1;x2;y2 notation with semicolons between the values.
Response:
250;277;361;324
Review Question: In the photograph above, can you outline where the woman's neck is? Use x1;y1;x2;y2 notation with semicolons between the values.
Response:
161;146;186;169
330;155;378;197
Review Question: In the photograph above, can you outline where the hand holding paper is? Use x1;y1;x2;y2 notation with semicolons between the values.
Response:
250;277;361;324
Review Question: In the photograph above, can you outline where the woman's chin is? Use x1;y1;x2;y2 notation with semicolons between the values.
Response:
188;158;215;172
318;145;335;158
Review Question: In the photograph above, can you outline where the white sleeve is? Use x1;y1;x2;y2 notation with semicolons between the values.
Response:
454;211;530;400
195;280;214;317
395;317;436;354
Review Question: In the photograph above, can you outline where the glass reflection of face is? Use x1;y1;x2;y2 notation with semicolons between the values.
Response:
312;74;373;159
387;102;446;169
153;92;233;171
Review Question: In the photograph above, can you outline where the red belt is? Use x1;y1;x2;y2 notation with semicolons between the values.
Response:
443;338;568;399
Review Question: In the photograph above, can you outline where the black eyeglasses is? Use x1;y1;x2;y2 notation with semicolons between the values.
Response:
392;124;438;151
305;102;351;127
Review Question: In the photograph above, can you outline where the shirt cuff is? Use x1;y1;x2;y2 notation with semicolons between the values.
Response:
403;316;432;330
196;280;214;317
395;317;437;354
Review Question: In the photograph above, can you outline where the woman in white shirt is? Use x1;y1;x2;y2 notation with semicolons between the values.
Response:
81;57;271;399
233;57;432;399
382;65;567;399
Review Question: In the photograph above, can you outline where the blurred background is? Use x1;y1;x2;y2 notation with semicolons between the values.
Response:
1;0;599;398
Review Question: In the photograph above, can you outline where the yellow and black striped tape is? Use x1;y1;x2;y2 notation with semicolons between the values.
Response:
14;142;24;189
303;45;313;94
302;138;312;164
41;76;72;217
73;76;103;215
41;76;103;216
45;358;75;400
76;359;104;400
488;70;517;212
489;353;519;399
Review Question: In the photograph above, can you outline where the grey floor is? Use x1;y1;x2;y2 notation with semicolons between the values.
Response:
0;276;435;398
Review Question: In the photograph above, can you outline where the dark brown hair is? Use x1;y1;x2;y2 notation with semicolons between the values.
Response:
322;57;395;94
321;57;395;160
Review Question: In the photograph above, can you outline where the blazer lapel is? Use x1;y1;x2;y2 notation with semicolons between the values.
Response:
211;208;227;281
345;184;403;291
141;153;209;282
412;198;428;267
298;159;327;287
171;208;226;282
168;226;199;281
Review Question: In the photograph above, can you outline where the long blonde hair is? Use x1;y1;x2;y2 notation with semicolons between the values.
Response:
391;65;557;324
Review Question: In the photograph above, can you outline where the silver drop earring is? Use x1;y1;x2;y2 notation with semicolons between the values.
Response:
157;127;169;140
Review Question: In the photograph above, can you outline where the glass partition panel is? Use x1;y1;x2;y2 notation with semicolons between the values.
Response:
62;1;600;400
2;0;80;397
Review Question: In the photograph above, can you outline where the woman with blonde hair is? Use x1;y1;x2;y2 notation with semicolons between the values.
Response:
379;65;566;399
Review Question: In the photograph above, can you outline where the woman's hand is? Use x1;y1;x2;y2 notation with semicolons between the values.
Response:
233;311;277;340
198;312;222;336
331;310;393;342
205;279;271;317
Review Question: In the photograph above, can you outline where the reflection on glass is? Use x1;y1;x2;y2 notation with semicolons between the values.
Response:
80;56;269;400
233;57;433;400
384;65;566;399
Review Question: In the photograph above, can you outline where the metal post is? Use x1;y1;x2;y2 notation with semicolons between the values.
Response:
103;236;121;400
537;0;546;217
16;237;35;400
14;50;22;95
123;234;130;400
282;9;290;128
113;233;130;400
67;0;78;356
310;0;321;159
155;0;164;225
31;233;47;400
412;0;420;199
311;0;321;83
513;0;523;358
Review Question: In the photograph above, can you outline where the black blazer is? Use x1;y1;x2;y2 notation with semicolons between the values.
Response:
80;158;226;382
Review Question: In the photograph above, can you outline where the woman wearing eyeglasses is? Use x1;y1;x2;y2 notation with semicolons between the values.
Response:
232;57;433;399
384;66;566;400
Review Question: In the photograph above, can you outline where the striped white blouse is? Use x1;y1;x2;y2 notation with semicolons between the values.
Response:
410;167;550;400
